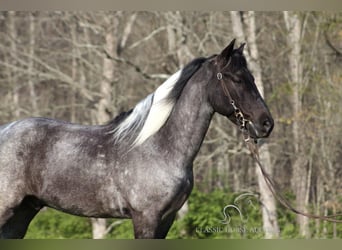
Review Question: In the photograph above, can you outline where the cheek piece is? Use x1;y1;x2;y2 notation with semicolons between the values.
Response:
216;72;255;143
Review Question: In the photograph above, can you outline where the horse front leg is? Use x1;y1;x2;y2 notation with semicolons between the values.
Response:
132;210;161;239
155;212;177;239
132;210;177;239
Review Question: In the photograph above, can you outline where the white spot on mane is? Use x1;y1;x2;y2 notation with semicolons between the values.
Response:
112;70;182;147
133;70;181;146
112;94;153;142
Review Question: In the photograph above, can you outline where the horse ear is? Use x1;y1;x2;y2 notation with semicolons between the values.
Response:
221;39;236;57
236;43;246;54
217;39;235;66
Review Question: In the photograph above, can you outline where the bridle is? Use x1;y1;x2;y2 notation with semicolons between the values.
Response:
216;72;253;142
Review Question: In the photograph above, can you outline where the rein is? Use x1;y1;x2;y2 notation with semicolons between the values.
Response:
245;139;342;223
217;72;342;223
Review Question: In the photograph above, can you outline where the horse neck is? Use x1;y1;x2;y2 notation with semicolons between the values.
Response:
154;75;214;167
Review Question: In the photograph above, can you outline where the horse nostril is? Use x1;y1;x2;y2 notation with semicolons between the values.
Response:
263;119;273;132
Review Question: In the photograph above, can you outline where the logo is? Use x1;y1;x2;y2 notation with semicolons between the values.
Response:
220;192;259;225
194;192;275;237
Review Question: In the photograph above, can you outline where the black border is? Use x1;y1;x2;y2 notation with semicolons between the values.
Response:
0;0;341;10
1;239;342;250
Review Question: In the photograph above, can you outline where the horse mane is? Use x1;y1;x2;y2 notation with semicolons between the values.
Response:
109;57;207;147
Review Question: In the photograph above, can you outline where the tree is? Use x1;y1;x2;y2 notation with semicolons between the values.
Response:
283;11;310;238
7;11;20;118
230;11;279;238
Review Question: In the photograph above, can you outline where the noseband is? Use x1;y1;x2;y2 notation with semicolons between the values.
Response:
217;72;254;142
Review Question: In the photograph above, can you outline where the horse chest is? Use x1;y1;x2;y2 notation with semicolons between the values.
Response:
161;173;193;219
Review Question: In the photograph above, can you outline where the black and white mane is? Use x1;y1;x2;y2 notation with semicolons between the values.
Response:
111;57;207;147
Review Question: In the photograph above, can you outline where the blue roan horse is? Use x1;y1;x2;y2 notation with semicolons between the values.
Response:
0;39;273;239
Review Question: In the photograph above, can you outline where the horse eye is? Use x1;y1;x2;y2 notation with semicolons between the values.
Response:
224;73;242;83
233;78;242;84
230;74;242;83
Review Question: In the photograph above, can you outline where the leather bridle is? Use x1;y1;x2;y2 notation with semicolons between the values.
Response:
216;72;252;142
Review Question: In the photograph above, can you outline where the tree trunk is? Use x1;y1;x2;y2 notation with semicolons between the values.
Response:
70;19;78;123
165;12;194;67
91;218;107;239
97;30;115;124
231;11;279;238
28;13;38;116
283;11;310;238
8;11;20;119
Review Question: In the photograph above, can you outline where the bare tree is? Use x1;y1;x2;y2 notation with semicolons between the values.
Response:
230;11;279;238
27;13;38;116
7;11;20;118
283;11;310;238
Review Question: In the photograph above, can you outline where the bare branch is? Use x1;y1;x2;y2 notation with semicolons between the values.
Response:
128;26;167;50
324;31;342;56
105;220;125;235
117;12;138;55
103;49;169;80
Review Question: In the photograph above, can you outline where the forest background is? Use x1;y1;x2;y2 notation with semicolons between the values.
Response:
0;11;341;239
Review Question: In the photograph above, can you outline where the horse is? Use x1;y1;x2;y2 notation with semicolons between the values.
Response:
0;39;273;239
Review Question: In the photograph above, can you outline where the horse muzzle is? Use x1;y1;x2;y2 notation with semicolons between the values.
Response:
246;117;274;139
